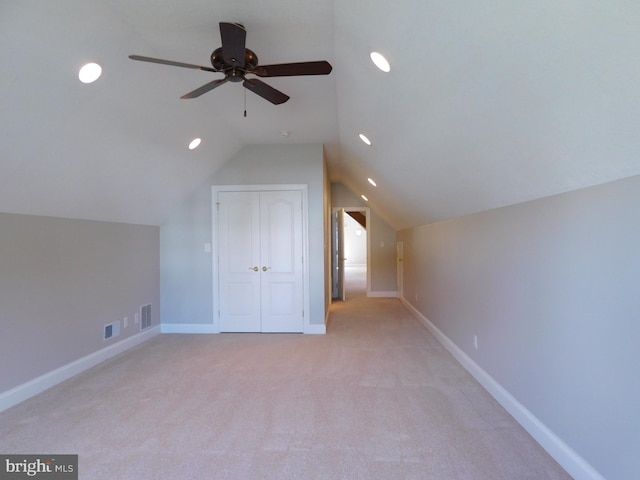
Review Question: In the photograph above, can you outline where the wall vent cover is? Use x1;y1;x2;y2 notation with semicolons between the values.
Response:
141;304;152;330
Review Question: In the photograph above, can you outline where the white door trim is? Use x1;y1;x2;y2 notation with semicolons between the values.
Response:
397;240;404;300
212;184;310;334
331;206;370;298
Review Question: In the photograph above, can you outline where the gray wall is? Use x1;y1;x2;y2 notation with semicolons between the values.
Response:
397;175;640;480
0;213;160;393
161;143;327;327
331;183;397;294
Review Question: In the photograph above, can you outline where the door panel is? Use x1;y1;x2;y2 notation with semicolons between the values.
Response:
218;191;261;332
338;209;345;302
218;189;303;333
269;283;295;315
260;190;303;332
331;208;345;301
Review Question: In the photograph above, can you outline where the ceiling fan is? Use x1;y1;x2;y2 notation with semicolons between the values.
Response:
129;22;332;105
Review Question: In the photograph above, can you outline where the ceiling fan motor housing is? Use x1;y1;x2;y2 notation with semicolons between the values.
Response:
211;47;258;81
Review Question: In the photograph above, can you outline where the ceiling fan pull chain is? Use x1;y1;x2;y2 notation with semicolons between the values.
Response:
244;88;247;117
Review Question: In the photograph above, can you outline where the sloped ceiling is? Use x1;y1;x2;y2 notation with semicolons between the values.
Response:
2;1;640;229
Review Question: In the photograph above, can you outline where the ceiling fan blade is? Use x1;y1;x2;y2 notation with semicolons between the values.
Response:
243;79;289;105
129;55;218;73
181;78;228;99
219;22;246;68
252;61;332;77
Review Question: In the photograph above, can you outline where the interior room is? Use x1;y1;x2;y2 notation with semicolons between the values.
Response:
342;209;368;297
1;2;639;479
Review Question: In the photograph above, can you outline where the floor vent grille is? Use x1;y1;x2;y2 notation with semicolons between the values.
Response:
141;304;152;330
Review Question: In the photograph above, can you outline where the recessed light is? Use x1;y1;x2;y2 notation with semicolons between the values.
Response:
78;62;102;83
188;138;202;150
359;133;371;146
367;178;377;187
370;52;390;73
361;195;369;202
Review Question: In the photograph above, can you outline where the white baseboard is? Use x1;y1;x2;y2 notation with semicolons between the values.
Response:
304;323;326;334
400;297;605;480
0;326;161;413
161;323;218;334
161;322;326;335
367;290;398;298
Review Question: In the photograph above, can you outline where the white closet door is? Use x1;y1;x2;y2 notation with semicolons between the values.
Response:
259;190;303;332
218;191;261;332
217;189;304;333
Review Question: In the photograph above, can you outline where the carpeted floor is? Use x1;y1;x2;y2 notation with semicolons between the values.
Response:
0;274;571;479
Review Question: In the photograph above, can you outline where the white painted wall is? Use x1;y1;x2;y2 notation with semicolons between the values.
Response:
161;144;326;330
343;213;366;266
397;175;640;480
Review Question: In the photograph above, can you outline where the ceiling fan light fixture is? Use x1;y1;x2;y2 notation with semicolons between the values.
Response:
359;133;371;146
188;138;202;150
370;52;390;72
78;62;102;83
367;178;377;187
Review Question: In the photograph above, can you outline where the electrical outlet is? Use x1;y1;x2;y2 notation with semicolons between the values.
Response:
123;317;128;328
104;321;120;340
134;313;139;324
474;335;478;350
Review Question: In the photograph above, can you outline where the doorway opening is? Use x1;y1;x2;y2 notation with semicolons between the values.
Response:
332;207;369;301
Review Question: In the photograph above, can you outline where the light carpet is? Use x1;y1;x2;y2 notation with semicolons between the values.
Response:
0;284;570;479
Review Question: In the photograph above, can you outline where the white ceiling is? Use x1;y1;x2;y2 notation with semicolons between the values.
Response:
2;0;640;229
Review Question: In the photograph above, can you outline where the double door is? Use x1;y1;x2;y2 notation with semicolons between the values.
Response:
217;190;304;332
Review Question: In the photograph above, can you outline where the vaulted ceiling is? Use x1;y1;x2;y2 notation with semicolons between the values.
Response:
2;1;640;230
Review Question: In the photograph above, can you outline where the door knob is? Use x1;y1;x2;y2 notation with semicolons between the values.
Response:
249;266;259;271
262;266;271;271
